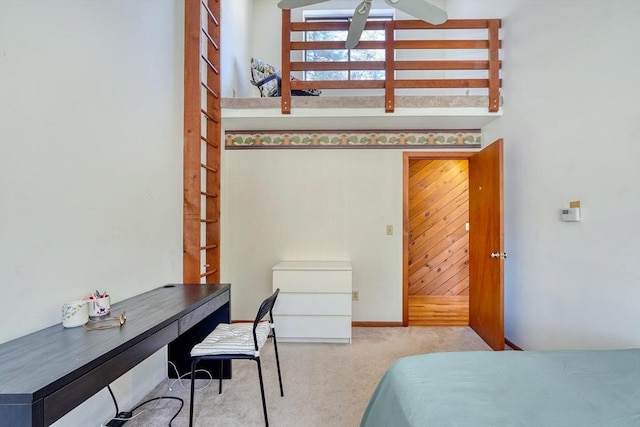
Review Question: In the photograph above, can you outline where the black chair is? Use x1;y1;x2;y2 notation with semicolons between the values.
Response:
189;289;284;427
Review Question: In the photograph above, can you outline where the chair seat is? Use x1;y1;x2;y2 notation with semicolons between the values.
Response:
191;322;271;357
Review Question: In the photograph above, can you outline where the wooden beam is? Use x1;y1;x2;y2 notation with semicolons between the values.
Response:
394;19;499;30
183;0;201;283
290;61;386;71
488;19;501;112
395;79;496;89
290;40;384;50
281;9;292;114
394;40;498;50
385;21;395;113
395;60;500;70
291;80;384;90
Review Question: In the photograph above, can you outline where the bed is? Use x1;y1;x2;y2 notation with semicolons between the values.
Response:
360;349;640;427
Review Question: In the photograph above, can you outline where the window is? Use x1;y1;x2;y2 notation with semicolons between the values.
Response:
304;12;392;81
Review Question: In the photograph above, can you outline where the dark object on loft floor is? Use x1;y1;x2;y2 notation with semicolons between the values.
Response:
250;57;321;97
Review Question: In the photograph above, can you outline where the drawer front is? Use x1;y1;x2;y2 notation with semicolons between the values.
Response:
273;270;352;293
43;321;179;426
178;290;229;333
274;293;351;316
274;315;351;339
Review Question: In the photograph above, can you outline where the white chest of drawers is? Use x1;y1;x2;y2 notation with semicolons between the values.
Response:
272;261;352;343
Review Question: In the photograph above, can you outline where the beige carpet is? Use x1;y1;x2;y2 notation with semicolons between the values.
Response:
123;327;492;427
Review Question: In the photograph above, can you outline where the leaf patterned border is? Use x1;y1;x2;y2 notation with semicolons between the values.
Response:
225;131;481;149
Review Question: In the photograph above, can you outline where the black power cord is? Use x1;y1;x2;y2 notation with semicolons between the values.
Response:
107;385;119;417
130;396;184;426
105;384;184;427
105;385;131;427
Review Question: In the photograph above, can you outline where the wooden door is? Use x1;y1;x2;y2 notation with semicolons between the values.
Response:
468;139;504;350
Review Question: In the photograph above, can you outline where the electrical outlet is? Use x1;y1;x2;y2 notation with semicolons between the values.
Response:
352;291;359;301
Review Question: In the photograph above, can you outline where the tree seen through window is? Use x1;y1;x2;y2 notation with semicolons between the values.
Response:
305;15;390;81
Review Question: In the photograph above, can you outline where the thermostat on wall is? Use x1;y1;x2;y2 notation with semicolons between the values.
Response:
560;207;581;222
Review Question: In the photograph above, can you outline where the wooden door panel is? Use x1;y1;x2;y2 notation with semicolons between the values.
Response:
469;139;504;350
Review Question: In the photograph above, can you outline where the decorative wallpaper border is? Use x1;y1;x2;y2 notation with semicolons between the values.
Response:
224;131;481;149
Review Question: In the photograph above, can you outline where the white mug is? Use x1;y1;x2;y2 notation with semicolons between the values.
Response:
88;296;111;317
62;300;89;328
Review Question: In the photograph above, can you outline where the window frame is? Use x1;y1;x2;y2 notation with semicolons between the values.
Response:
303;9;394;82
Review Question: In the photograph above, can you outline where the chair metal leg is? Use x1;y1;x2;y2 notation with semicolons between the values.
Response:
255;357;269;427
219;359;223;394
189;358;199;427
271;331;284;397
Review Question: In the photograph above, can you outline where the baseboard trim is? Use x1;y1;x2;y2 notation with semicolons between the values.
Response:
235;320;405;327
352;321;404;327
505;338;523;351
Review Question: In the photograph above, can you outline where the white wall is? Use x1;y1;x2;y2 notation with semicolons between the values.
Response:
0;1;184;425
221;0;254;97
472;0;640;350
221;0;640;350
221;148;403;321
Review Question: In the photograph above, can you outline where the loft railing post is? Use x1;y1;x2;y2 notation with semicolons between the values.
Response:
488;19;501;112
385;21;395;113
281;9;292;114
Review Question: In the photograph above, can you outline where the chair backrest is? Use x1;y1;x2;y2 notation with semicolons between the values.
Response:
253;288;279;328
250;289;280;351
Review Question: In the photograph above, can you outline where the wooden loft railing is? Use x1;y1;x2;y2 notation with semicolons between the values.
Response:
281;10;501;114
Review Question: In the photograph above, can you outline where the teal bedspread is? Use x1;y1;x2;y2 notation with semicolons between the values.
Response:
360;349;640;427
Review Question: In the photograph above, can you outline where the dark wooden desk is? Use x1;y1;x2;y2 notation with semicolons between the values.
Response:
0;283;230;427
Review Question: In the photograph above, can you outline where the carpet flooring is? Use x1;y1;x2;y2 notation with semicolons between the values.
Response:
123;327;492;427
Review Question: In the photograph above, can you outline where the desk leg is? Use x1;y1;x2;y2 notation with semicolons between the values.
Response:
168;302;231;379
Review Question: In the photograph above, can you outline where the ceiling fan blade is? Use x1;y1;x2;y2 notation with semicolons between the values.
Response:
277;0;331;9
384;0;447;25
345;0;372;49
